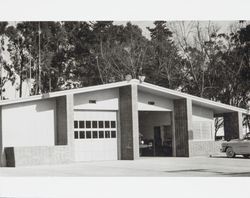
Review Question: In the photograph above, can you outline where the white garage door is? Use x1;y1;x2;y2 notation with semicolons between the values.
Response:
74;111;118;161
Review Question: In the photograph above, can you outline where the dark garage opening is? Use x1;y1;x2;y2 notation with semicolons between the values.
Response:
138;111;173;157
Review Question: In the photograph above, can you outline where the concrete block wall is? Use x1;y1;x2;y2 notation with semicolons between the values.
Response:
2;94;75;167
189;140;222;156
173;98;192;157
119;85;139;160
5;146;71;167
224;112;243;140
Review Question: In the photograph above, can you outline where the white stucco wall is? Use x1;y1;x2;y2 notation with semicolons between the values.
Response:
139;111;171;139
138;91;173;111
2;99;56;147
74;88;119;110
192;105;215;140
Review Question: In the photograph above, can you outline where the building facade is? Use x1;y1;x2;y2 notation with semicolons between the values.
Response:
0;79;248;167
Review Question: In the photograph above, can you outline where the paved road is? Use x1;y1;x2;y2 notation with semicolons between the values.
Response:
1;156;250;176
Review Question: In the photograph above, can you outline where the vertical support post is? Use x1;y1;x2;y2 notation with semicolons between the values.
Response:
65;94;74;160
55;94;74;161
56;96;67;145
171;111;176;157
224;111;243;140
119;84;139;160
173;98;192;157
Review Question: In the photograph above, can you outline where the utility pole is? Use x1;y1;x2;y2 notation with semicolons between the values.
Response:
38;22;41;94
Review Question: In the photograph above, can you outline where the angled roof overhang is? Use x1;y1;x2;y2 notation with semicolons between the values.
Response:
0;79;248;115
137;81;249;115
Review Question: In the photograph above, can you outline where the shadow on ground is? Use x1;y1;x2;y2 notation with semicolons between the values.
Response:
164;169;250;176
211;156;250;160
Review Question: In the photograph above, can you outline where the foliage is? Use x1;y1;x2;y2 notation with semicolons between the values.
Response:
0;21;249;118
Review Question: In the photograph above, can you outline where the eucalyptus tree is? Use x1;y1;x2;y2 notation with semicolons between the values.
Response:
0;22;8;99
147;21;183;89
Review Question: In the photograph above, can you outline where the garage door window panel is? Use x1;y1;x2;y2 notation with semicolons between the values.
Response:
74;131;79;139
86;131;91;139
93;131;98;138
99;121;104;128
79;121;85;128
86;121;91;128
111;121;116;128
80;131;85;139
74;121;79;128
99;131;104;138
105;121;110;128
111;130;116;138
92;121;98;128
105;131;110;138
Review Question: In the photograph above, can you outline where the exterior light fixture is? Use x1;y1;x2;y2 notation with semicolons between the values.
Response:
125;74;132;81
139;75;146;83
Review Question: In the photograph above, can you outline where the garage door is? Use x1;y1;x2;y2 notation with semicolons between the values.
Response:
74;111;118;161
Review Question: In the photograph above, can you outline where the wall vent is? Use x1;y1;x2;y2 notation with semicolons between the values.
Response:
89;100;96;104
148;101;155;105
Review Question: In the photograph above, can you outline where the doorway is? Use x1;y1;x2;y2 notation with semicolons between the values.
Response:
139;111;173;157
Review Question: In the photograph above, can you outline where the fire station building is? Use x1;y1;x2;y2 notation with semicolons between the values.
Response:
0;79;247;167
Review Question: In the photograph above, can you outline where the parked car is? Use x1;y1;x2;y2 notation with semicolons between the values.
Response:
221;133;250;158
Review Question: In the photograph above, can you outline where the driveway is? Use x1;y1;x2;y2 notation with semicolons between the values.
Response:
1;156;250;177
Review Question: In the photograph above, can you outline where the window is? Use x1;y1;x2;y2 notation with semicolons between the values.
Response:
86;131;91;139
79;121;85;128
99;131;104;138
105;131;110;138
111;121;116;128
79;131;85;139
92;121;97;128
99;121;104;128
86;121;91;128
74;131;79;139
105;121;110;128
74;121;78;128
93;131;98;138
74;118;117;140
111;131;116;138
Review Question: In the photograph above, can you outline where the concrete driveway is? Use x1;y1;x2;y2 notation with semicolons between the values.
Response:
1;156;250;177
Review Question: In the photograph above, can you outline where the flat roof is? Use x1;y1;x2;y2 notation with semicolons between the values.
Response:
0;79;248;115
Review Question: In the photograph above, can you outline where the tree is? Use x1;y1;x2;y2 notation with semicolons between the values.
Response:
91;22;150;83
0;22;9;99
146;21;183;89
62;21;100;88
170;21;222;98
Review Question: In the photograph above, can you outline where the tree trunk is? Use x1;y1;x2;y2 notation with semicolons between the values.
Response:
19;50;25;98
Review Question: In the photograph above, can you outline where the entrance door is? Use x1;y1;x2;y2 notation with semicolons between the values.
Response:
154;126;163;156
73;111;118;161
153;126;173;156
162;125;173;156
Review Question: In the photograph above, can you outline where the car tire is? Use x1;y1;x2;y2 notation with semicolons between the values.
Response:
226;147;235;158
243;155;250;159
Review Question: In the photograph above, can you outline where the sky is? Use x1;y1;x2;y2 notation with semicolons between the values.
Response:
8;21;240;40
114;21;239;39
